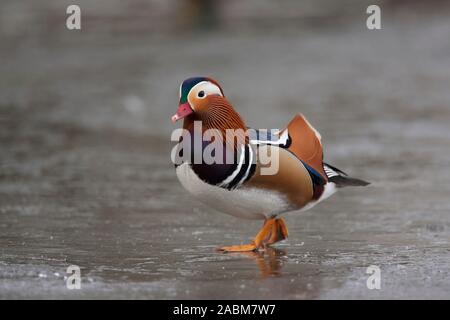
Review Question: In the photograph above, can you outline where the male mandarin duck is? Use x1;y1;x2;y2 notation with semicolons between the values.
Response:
171;76;369;252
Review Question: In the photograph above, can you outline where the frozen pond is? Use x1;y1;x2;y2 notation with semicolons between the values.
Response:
1;1;449;299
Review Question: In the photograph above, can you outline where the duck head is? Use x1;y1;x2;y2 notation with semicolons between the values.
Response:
172;77;223;123
171;77;246;132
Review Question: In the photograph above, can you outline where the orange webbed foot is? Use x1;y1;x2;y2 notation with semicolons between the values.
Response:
218;218;289;253
217;243;258;253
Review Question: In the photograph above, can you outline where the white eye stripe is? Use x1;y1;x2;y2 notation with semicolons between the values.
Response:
190;81;222;98
187;81;223;108
199;82;222;97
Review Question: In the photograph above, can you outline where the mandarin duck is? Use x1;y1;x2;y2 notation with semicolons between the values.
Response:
171;77;369;252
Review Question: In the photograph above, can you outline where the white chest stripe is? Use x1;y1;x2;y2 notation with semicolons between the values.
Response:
218;144;246;187
237;144;253;186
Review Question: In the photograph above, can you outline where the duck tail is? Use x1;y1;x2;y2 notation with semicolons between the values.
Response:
323;163;370;187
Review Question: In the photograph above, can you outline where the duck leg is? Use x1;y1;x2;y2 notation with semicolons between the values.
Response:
218;217;289;252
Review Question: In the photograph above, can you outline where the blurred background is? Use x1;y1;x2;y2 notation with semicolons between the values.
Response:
0;0;449;299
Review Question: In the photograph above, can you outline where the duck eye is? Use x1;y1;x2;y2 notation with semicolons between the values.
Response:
198;90;205;98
